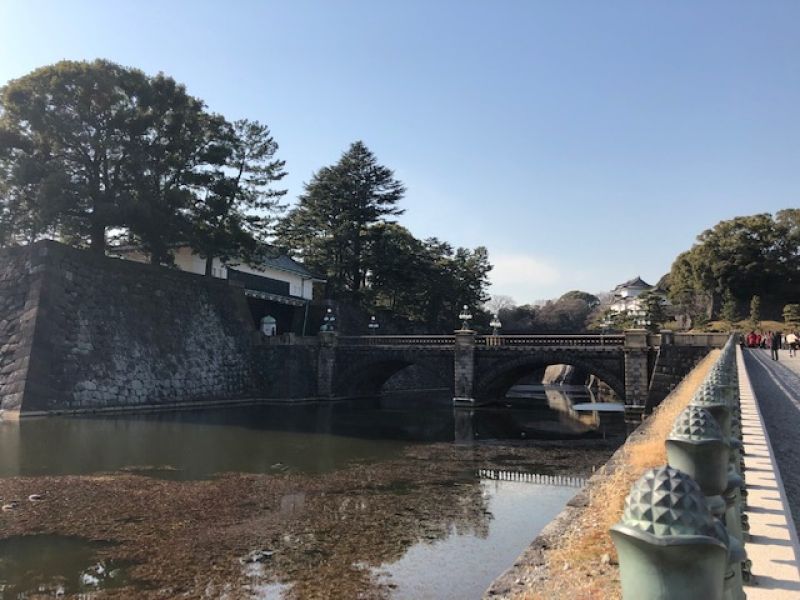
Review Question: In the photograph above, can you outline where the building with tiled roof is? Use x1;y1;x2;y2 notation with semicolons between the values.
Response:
609;276;654;319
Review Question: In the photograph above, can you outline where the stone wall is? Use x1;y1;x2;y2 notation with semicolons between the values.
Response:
0;241;256;416
0;245;43;412
252;343;320;399
382;364;451;392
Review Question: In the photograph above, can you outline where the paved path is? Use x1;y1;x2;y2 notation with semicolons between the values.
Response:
742;349;800;535
739;347;800;597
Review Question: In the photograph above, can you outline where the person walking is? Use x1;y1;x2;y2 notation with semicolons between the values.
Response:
787;331;798;357
770;330;782;361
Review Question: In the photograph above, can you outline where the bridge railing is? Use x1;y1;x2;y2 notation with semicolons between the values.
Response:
337;335;456;346
476;334;625;347
673;332;730;348
337;334;626;347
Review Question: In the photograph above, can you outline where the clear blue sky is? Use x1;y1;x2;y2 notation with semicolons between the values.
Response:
1;1;798;302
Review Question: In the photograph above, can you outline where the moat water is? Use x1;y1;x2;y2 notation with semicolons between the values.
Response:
0;385;624;599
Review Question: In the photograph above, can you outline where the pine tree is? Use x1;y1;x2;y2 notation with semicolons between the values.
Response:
0;59;239;262
124;74;228;264
642;291;668;331
720;289;739;327
749;295;761;329
277;141;404;298
187;119;287;275
0;60;148;252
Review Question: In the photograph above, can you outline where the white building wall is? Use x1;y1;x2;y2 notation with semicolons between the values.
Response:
121;247;313;300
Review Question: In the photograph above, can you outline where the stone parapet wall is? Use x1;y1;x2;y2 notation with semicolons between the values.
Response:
0;241;256;416
646;345;710;411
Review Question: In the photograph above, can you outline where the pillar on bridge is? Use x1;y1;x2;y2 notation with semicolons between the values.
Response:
453;329;476;405
317;330;338;397
624;329;650;409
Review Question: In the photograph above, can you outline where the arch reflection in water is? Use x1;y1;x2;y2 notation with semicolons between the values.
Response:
460;383;626;442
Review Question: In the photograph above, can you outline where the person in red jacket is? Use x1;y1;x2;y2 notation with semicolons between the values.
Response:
746;331;757;348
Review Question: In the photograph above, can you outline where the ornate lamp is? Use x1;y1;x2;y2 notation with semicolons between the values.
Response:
368;315;379;334
490;314;502;336
321;307;336;332
458;304;472;330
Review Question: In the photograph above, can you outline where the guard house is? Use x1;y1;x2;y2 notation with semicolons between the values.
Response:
115;245;324;335
226;254;322;336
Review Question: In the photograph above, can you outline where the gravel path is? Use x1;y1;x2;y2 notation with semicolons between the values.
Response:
741;348;800;538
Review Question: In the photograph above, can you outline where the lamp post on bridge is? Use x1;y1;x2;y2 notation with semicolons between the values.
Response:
368;315;379;335
489;313;503;347
321;307;336;332
491;313;502;335
454;304;476;405
601;317;612;346
458;304;473;331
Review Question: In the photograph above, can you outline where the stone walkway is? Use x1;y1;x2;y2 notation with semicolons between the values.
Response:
739;347;800;597
742;349;800;534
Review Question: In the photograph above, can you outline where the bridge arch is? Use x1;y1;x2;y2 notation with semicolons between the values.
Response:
332;351;453;398
474;354;625;403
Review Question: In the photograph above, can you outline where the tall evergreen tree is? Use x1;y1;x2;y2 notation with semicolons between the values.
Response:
720;289;739;326
749;295;761;329
277;141;404;298
641;291;668;331
124;74;229;264
188;119;287;275
364;222;428;312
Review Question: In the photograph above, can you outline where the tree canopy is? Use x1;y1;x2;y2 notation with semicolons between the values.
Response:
364;223;492;331
277;143;492;332
0;59;286;267
277;141;405;298
495;290;600;333
666;210;800;321
0;61;493;333
0;60;147;251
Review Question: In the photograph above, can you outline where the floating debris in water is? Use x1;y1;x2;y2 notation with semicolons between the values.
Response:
119;465;179;473
240;549;275;564
0;442;612;597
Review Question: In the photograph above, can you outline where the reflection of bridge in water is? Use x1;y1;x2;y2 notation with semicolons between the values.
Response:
478;469;586;488
506;384;602;430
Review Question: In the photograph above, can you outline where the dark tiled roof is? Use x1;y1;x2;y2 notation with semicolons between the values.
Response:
258;254;316;278
615;276;653;290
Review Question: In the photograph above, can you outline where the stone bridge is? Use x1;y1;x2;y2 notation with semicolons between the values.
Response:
312;330;729;409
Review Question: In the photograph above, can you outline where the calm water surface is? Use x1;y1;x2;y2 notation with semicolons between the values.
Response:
0;386;623;599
